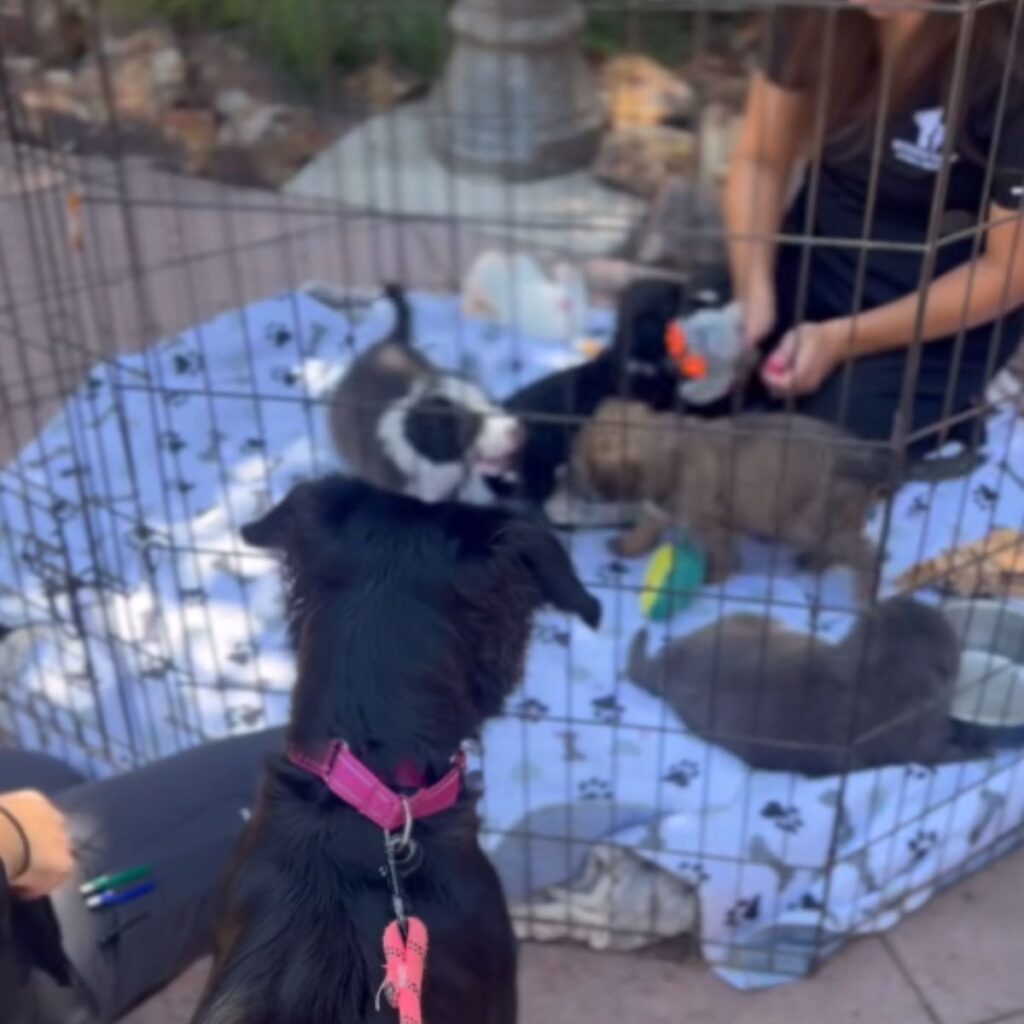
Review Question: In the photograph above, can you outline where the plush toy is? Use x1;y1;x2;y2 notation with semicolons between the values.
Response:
664;301;746;406
463;251;589;344
639;539;707;621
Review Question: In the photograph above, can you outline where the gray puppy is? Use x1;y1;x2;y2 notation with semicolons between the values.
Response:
627;597;960;775
330;284;523;502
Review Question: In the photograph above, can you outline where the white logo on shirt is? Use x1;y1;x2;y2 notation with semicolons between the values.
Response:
892;108;957;172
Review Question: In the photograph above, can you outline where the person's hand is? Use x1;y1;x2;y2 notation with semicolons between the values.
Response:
0;790;74;899
740;275;777;350
761;320;845;396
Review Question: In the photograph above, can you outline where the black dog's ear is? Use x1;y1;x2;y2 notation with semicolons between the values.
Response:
504;521;602;629
242;476;374;551
241;495;294;549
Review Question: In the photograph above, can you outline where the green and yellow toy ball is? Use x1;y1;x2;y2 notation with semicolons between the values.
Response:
640;541;707;622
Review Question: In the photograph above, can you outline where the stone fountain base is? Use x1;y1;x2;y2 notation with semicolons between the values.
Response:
284;102;645;258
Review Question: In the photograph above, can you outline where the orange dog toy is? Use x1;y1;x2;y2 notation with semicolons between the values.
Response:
380;917;429;1024
664;321;708;380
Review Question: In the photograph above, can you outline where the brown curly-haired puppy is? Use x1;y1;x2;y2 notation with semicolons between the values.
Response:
570;399;887;591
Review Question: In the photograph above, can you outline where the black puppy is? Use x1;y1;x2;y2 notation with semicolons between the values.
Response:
190;476;601;1024
494;276;727;505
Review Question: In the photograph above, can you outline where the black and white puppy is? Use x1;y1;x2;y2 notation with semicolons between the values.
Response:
330;285;523;503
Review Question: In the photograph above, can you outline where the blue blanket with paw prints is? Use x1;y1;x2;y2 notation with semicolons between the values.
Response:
1;287;1022;988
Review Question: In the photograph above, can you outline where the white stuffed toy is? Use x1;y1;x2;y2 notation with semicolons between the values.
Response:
463;252;588;344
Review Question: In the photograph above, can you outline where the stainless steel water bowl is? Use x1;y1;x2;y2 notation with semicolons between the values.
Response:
944;600;1024;749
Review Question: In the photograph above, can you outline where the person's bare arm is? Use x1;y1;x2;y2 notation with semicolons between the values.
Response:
763;203;1024;396
830;203;1024;354
724;72;812;346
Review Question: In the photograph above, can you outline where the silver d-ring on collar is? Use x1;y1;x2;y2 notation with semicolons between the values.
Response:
387;796;414;852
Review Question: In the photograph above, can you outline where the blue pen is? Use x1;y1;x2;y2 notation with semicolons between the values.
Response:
85;880;156;911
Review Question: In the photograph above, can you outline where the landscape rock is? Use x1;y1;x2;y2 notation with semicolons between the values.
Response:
2;15;330;190
218;103;283;148
600;53;696;129
205;107;327;188
214;88;254;121
341;61;424;112
697;101;743;191
627;177;727;275
160;107;218;175
15;72;92;137
0;0;89;64
594;125;697;197
679;52;749;113
245;107;328;188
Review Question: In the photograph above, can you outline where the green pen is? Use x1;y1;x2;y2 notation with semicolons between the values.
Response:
79;865;152;897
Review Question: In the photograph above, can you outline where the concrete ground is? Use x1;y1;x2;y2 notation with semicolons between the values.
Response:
2;154;1023;1024
124;846;1024;1024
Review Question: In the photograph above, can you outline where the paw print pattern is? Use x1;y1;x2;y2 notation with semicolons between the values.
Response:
226;705;264;729
241;438;267;454
761;801;804;834
597;561;629;585
172;351;205;376
904;764;936;781
271;367;301;388
908;829;940;863
557;731;586;763
677;860;710;889
578;777;613;801
724;894;761;929
794;892;824;912
162;390;189;409
534;623;570;647
228;641;259;667
908;495;930;517
49;499;76;524
973;484;998;510
58;462;88;481
200;431;226;462
140;657;175;681
591;694;625;725
663;760;700;788
265;322;293;347
514;698;549;722
160;431;187;454
307;322;329;351
126;523;160;550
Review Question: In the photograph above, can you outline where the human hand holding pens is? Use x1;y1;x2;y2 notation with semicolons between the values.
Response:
0;789;75;900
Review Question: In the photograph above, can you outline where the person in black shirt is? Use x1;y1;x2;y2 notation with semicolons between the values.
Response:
726;1;1024;451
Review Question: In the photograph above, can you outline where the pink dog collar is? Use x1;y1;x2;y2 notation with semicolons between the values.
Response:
288;741;465;834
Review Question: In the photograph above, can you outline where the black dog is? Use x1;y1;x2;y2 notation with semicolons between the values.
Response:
190;476;601;1024
493;276;728;505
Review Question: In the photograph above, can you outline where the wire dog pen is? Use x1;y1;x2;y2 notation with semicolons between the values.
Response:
0;0;1023;986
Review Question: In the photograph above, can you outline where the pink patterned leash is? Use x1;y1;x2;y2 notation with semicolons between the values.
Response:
379;917;429;1024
